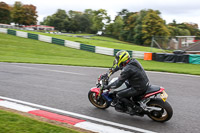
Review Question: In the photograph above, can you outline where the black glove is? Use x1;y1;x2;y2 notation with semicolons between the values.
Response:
109;66;120;74
103;85;110;90
109;68;114;73
101;73;108;79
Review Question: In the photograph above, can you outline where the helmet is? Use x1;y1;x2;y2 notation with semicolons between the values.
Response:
115;50;130;67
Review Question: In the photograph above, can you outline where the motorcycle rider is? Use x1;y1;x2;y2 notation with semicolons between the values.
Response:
104;50;150;115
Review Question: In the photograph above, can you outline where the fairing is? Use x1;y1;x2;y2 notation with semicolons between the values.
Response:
90;87;100;95
109;77;127;93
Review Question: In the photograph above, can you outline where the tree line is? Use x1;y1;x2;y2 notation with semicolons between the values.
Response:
0;1;37;26
41;9;110;34
1;1;200;46
41;8;200;45
105;9;200;45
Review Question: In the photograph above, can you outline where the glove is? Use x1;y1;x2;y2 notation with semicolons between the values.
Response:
103;85;109;90
109;66;120;74
109;68;114;73
102;73;108;78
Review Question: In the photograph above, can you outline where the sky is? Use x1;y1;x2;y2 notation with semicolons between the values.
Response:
3;0;200;28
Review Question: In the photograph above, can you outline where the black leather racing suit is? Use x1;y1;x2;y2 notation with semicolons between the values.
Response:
106;58;150;107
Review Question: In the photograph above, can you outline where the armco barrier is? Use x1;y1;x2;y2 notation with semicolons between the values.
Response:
154;53;165;62
0;28;7;33
65;40;80;49
38;35;52;43
28;33;38;40
189;55;200;64
16;31;28;38
132;51;144;59
176;54;189;63
164;53;176;63
153;53;190;63
95;46;113;56
52;38;65;46
80;44;95;53
7;29;16;36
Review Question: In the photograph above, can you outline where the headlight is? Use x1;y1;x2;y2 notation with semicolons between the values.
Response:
100;80;103;85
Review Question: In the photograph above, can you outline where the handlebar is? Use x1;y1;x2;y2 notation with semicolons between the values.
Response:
97;71;113;97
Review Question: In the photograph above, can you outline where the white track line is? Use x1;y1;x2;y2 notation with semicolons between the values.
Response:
13;65;86;76
1;62;199;78
0;96;156;133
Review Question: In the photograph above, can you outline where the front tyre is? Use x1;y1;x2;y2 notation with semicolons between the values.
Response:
88;90;110;109
147;99;173;122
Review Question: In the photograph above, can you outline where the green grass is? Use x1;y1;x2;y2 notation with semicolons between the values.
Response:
0;33;200;75
0;110;79;133
14;29;164;52
140;60;200;75
0;33;114;67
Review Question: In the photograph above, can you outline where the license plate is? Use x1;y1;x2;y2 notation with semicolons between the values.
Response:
160;90;168;102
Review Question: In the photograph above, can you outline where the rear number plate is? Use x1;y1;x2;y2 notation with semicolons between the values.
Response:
160;90;168;102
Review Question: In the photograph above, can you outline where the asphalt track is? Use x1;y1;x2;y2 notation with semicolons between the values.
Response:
0;62;200;133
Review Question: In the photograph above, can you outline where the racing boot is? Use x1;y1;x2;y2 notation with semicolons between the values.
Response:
111;98;118;107
126;106;135;115
132;104;144;117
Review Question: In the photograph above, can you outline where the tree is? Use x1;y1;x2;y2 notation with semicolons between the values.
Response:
142;10;170;45
132;10;149;45
22;5;38;25
105;9;171;45
74;14;91;33
0;2;11;24
124;12;138;42
67;10;91;33
111;16;124;39
167;21;200;36
87;9;111;33
52;9;69;32
40;8;111;33
11;1;24;25
41;9;69;32
105;9;135;41
184;22;199;36
11;1;38;25
168;25;191;36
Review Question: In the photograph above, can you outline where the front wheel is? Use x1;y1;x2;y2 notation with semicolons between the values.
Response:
147;99;173;122
88;90;110;109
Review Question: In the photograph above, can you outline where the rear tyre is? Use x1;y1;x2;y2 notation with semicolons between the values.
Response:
147;99;173;122
88;90;110;109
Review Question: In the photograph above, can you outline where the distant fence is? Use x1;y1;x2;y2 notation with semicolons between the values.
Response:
0;28;145;59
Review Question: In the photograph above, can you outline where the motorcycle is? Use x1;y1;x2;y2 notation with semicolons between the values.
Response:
88;68;173;122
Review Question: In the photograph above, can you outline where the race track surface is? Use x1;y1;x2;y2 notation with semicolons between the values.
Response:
0;62;199;133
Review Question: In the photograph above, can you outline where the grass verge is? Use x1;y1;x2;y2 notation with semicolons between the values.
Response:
0;33;200;75
0;109;81;133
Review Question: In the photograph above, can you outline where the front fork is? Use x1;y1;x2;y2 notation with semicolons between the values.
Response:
98;87;103;97
97;72;112;97
90;87;102;100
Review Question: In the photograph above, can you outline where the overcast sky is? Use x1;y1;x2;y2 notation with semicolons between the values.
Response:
3;0;200;27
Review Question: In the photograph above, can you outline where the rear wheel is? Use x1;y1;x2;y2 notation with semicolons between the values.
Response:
147;99;173;122
88;91;110;109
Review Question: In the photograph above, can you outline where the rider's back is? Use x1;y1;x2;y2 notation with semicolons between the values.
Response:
121;59;150;91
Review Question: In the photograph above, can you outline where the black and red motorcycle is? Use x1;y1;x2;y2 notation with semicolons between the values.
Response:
88;69;173;122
